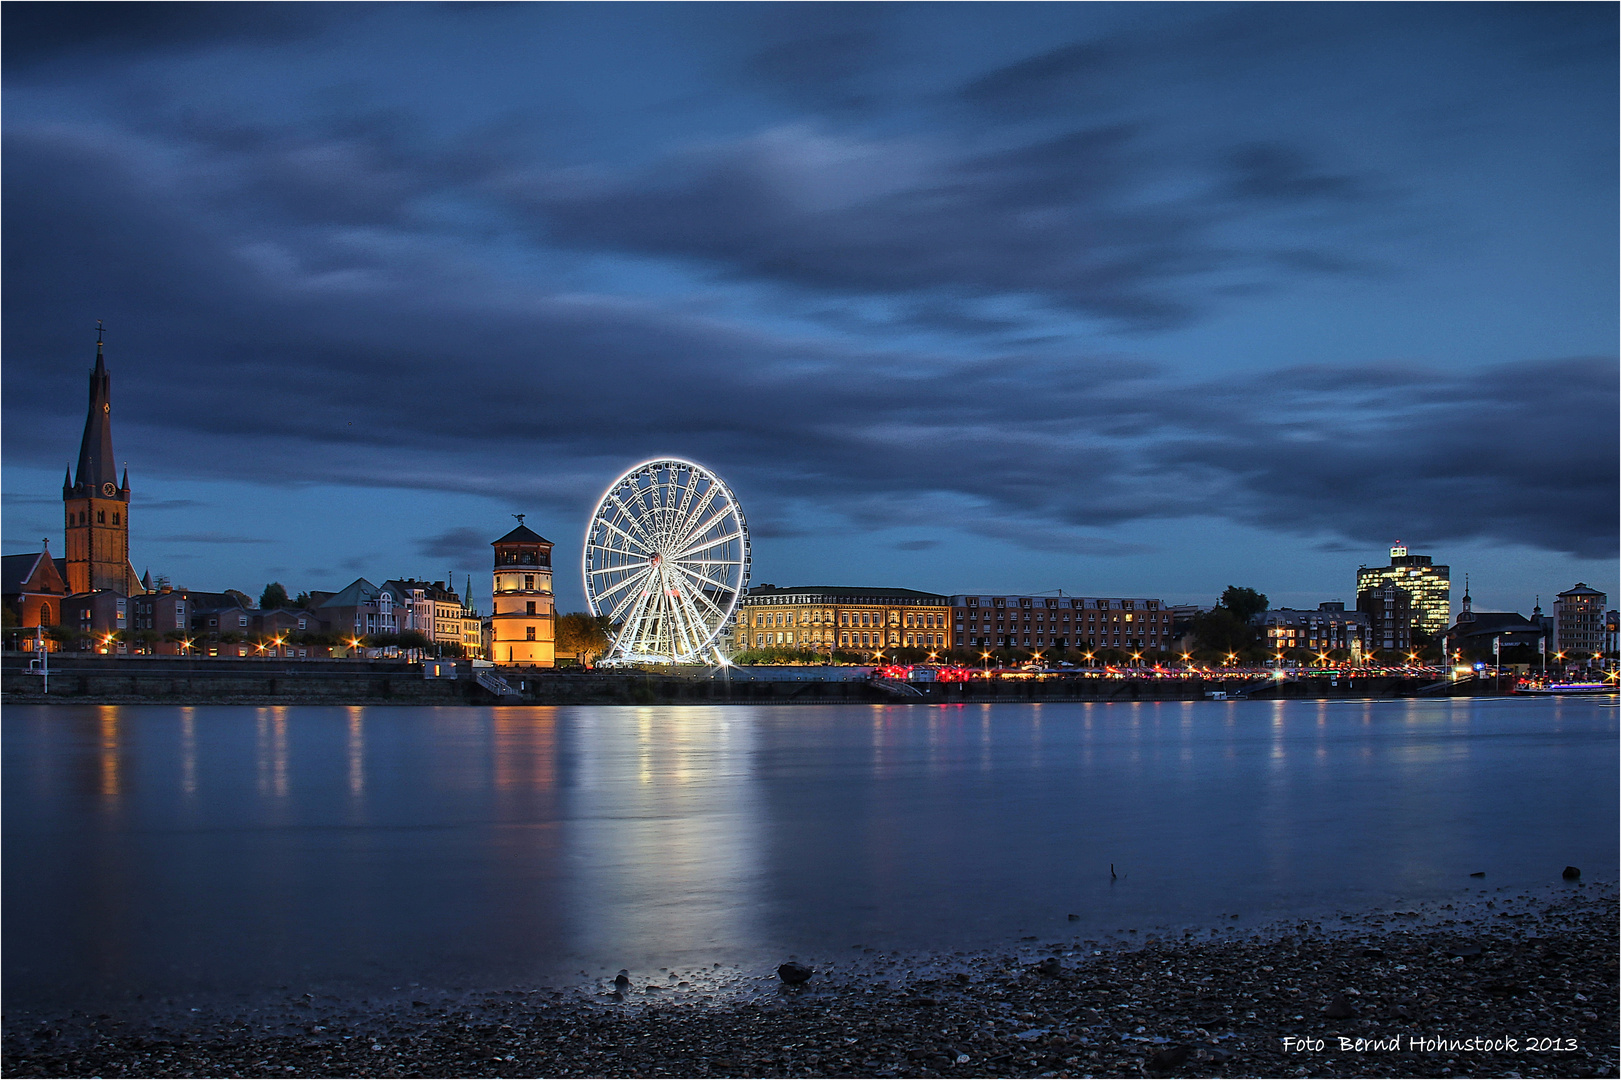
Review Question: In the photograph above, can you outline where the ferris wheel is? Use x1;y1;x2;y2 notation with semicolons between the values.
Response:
583;457;750;665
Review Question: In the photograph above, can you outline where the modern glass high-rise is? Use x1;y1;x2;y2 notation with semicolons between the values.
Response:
1356;543;1451;636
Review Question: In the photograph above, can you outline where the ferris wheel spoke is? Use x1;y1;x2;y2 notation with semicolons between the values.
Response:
593;515;654;556
671;560;736;599
671;567;730;624
591;563;656;611
670;485;724;551
674;532;741;563
654;565;700;657
603;569;657;624
671;587;709;658
672;511;738;560
613;582;657;642
603;491;656;546
590;555;652;573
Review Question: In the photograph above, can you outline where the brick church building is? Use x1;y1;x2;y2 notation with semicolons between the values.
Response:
2;328;141;648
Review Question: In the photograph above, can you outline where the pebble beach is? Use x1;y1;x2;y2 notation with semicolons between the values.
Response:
5;881;1614;1079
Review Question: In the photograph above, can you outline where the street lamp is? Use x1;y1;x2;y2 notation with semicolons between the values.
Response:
981;650;991;675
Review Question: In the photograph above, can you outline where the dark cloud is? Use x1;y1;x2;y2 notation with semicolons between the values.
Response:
1;2;349;72
135;499;204;511
152;533;272;545
740;26;887;114
1224;143;1363;203
893;540;939;551
510;111;1397;331
1;8;1611;576
417;526;490;565
959;41;1116;114
8;117;1604;562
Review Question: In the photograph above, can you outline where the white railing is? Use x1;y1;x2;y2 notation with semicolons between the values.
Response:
475;670;523;698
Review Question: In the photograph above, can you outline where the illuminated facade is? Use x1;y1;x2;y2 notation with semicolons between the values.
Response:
1356;583;1413;652
1355;543;1449;636
729;585;950;654
953;594;1171;652
1254;603;1371;654
490;521;555;666
1554;583;1607;658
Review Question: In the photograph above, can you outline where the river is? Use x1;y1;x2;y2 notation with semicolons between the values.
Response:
4;697;1614;1015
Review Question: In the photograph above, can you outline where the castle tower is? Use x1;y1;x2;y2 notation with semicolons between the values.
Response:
490;516;555;666
62;326;136;596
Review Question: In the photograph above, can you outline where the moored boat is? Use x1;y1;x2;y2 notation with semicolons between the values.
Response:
1516;681;1616;695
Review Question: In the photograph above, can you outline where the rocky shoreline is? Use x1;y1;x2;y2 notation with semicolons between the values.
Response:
5;883;1614;1079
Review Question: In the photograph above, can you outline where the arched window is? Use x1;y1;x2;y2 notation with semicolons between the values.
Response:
98;510;105;523
39;603;51;626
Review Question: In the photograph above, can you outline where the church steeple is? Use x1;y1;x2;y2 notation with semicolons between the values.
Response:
73;321;119;496
62;322;135;596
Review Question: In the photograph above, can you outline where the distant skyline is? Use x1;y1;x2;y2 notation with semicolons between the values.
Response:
3;3;1615;615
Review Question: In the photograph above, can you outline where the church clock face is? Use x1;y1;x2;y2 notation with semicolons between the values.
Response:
102;482;117;496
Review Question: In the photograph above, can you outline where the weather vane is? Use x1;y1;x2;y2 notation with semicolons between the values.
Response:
513;513;525;525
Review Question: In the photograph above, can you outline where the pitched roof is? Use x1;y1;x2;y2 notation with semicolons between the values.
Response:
316;578;379;608
1450;611;1544;639
745;585;948;603
493;524;552;545
2;552;68;597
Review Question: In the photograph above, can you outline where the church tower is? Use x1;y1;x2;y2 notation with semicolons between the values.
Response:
62;325;135;596
490;517;556;666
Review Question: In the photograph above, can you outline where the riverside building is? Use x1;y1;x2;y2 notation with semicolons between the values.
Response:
731;585;951;654
1254;603;1372;657
952;595;1172;652
1554;583;1607;659
489;519;556;666
1356;542;1450;636
1357;583;1414;653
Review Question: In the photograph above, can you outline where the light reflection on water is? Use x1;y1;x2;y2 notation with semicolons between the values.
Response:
2;697;1614;1013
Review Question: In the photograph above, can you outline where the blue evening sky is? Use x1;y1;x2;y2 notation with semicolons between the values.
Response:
3;3;1615;615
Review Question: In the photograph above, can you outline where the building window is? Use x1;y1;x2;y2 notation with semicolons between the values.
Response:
112;512;120;525
98;510;106;523
524;575;534;590
526;626;536;641
526;601;537;615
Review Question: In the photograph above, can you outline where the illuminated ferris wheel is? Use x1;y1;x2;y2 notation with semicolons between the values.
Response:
583;457;750;664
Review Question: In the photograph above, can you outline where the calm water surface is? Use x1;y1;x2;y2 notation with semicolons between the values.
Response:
4;697;1615;1012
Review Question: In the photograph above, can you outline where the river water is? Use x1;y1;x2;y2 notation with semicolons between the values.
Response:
4;697;1614;1014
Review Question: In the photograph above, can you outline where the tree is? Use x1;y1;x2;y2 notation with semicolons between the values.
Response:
225;589;254;609
556;612;614;666
293;591;314;610
1219;586;1269;623
260;582;290;611
1192;586;1270;658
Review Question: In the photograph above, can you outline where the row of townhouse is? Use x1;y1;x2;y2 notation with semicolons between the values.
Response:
72;577;485;658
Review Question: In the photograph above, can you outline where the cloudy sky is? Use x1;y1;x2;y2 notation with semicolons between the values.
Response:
3;2;1615;616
